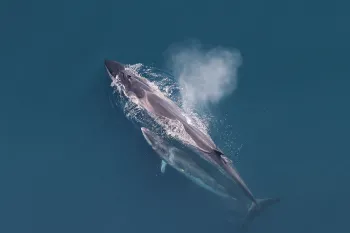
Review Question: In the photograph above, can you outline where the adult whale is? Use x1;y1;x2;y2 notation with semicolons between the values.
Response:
104;59;280;228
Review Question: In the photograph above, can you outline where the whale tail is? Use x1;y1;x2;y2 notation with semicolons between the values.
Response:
240;197;280;231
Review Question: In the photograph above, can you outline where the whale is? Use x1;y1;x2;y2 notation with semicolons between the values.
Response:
105;59;280;228
141;127;237;200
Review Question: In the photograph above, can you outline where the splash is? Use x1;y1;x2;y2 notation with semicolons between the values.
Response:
109;63;211;147
166;42;242;112
109;60;243;161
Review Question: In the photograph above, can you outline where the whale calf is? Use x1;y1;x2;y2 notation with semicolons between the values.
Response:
141;127;237;200
105;59;279;228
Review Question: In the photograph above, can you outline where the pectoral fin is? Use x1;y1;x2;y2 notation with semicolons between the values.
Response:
160;160;167;173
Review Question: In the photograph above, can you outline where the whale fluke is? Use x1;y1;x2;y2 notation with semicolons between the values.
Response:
240;198;280;231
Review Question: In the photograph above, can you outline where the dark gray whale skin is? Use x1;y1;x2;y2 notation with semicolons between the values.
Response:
104;60;279;228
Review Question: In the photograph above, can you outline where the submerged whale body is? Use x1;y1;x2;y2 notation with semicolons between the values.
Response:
104;59;280;229
141;127;237;200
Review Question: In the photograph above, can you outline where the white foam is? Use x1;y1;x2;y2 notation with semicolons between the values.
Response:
110;64;211;146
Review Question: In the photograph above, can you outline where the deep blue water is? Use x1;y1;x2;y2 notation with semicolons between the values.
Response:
1;0;349;232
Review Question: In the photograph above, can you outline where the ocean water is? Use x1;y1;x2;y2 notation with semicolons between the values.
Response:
1;0;349;233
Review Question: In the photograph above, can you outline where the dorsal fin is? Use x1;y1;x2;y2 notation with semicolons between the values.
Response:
213;149;224;159
213;149;232;164
213;149;223;155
